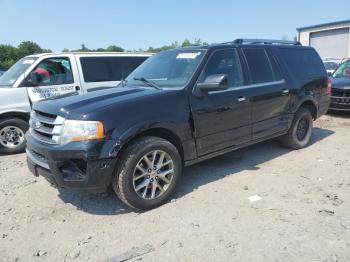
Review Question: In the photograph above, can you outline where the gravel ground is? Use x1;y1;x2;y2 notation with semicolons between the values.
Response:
0;113;350;262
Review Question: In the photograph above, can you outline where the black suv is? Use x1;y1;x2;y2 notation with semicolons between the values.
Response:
329;59;350;111
26;39;330;210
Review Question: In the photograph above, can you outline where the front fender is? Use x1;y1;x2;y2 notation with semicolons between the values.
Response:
0;87;31;116
107;121;193;160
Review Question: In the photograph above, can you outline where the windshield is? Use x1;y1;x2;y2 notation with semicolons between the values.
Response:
125;49;206;88
332;60;350;78
0;57;37;87
324;62;338;70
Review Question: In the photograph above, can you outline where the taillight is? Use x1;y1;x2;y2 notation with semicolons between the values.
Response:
326;79;332;95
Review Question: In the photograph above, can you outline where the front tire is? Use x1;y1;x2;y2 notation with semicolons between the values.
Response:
113;136;182;210
0;118;29;154
280;107;313;149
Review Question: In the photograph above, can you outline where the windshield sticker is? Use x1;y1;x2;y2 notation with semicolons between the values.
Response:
22;59;35;64
176;52;201;59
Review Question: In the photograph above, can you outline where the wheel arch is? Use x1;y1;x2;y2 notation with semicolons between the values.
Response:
296;98;318;120
0;110;30;122
119;126;185;163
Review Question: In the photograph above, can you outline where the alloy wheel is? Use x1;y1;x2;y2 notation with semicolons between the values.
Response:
133;150;175;200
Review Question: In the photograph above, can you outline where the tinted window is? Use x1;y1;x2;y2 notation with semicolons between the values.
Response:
269;54;283;81
278;48;325;80
243;48;275;84
80;56;148;83
29;57;73;86
202;49;243;88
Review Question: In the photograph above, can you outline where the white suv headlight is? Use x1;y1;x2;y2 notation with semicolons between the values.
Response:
58;120;104;144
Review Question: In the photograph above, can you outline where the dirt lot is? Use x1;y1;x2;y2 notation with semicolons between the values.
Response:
1;113;350;262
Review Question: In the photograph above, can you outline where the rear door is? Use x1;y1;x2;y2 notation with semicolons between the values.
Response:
190;48;252;156
23;55;80;103
242;48;290;140
77;55;149;92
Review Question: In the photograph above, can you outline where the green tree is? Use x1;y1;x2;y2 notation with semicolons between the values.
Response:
0;44;19;69
17;41;51;57
0;41;51;70
105;45;124;52
181;39;192;47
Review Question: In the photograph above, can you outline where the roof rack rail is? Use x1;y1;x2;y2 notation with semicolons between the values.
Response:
223;39;302;46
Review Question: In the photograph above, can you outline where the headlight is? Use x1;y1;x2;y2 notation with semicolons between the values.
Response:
58;120;104;144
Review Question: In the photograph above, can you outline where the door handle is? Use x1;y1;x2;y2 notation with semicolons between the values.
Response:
237;96;246;102
282;89;289;95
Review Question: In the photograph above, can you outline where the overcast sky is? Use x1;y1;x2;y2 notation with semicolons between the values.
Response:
1;0;349;51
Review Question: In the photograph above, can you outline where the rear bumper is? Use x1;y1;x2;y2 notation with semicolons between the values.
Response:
26;133;118;192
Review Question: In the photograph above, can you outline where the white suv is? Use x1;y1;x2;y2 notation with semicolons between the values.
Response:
0;52;152;154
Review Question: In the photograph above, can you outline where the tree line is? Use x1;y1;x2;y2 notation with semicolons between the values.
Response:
0;39;208;70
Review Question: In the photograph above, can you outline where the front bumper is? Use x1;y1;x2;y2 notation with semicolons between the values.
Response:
26;133;119;192
329;96;350;111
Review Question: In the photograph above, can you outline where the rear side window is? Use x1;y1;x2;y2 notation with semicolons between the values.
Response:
80;56;148;83
278;48;325;80
243;48;276;84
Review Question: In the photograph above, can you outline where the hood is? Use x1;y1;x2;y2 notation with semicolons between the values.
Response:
330;77;350;89
33;86;160;119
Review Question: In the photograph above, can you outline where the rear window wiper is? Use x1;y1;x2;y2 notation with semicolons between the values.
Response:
133;77;161;90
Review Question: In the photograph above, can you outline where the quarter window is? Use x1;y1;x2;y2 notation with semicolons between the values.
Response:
278;48;325;80
243;48;275;84
202;49;243;88
31;57;73;86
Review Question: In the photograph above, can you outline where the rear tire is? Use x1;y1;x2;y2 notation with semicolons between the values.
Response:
0;118;28;155
113;136;182;210
280;107;313;149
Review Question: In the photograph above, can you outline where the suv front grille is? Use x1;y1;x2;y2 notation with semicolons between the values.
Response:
29;110;65;144
331;88;350;98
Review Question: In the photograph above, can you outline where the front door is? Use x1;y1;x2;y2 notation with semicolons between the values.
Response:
190;48;252;156
22;55;80;103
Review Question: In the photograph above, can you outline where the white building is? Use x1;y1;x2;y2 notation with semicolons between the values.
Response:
297;20;350;60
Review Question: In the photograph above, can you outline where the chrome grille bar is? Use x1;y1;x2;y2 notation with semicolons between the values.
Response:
29;110;65;145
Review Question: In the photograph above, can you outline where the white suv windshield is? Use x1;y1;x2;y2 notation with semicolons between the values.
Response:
0;57;37;87
125;49;206;88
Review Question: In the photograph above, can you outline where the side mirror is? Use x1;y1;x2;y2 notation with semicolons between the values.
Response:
197;74;228;92
27;72;41;86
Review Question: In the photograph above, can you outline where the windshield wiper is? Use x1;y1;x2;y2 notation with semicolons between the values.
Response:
118;79;128;87
133;77;161;90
